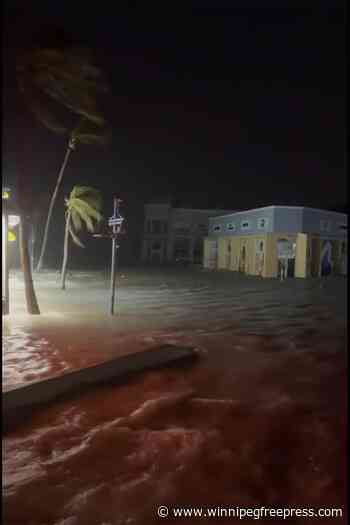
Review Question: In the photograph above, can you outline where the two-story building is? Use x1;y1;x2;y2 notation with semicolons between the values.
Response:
204;206;347;278
142;202;235;264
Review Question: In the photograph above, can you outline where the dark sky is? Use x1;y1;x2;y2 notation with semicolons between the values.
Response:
2;3;346;219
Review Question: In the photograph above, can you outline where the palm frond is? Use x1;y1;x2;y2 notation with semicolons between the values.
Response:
16;46;109;133
17;77;68;134
69;226;85;247
70;186;102;204
71;209;82;232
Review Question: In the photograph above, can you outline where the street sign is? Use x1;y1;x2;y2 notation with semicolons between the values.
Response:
108;216;123;226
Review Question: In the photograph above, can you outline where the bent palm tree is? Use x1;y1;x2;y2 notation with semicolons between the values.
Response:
61;186;103;290
16;47;110;271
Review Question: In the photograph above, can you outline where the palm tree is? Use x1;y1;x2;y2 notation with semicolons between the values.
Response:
16;46;110;271
61;186;103;290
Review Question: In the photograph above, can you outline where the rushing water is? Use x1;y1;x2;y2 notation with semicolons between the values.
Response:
2;271;347;524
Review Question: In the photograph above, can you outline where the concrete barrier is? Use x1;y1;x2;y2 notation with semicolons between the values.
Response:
3;345;199;426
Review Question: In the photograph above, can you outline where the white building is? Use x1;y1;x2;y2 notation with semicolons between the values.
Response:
142;202;235;264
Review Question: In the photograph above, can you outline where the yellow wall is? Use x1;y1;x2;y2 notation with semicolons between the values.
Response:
205;232;329;279
217;238;227;269
216;234;270;276
203;238;210;268
295;233;308;278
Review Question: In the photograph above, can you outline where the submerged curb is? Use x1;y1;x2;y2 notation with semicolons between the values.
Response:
3;345;199;425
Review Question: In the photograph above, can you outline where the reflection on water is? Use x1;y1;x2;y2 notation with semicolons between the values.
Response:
2;325;68;391
3;329;347;525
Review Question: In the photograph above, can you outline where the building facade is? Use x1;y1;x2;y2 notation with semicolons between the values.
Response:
204;206;347;278
142;203;235;264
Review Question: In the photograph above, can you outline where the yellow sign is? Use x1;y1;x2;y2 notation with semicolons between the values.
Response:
8;230;16;242
2;190;10;200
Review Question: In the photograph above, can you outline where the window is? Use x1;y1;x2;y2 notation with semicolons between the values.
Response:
152;241;161;250
337;222;347;232
152;220;162;234
174;221;190;234
320;220;331;232
226;223;236;232
240;220;250;231
213;225;222;232
257;218;268;230
197;224;208;234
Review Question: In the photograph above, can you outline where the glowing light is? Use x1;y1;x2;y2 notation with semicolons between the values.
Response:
2;188;11;200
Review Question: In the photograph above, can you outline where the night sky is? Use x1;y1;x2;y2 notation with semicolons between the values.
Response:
2;3;346;264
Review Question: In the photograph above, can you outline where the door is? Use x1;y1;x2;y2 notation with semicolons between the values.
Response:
320;240;332;276
208;240;218;269
151;240;162;264
239;244;247;273
255;239;265;276
310;238;320;277
225;241;232;269
277;239;295;278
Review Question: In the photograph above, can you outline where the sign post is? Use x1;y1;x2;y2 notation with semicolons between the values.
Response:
109;197;123;315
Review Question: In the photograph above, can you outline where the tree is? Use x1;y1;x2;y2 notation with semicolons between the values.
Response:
61;186;103;290
19;214;40;314
16;46;110;271
16;179;41;314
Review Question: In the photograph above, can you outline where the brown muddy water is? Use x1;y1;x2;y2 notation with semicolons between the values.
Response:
2;270;347;524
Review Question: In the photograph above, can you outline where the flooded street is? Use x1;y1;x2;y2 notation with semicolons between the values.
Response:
2;268;347;524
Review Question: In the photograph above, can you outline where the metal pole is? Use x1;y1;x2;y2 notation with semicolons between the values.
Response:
110;197;118;315
2;200;9;315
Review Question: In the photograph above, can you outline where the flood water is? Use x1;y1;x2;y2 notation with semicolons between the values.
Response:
2;269;347;524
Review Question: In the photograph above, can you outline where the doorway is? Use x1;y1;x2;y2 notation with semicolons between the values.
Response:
255;239;265;276
277;239;296;279
320;240;332;277
225;241;232;269
310;238;320;277
239;244;247;273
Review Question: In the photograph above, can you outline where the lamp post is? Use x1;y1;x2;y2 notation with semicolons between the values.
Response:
2;188;10;315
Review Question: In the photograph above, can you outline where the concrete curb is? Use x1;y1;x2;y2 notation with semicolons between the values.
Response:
3;345;199;425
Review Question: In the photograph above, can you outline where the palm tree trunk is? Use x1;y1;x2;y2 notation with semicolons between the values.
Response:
61;211;71;290
19;216;40;314
36;139;75;272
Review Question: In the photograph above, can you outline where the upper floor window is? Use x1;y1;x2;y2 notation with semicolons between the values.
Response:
152;220;162;234
148;220;168;234
197;224;208;234
226;223;236;232
240;220;251;231
174;221;191;234
213;224;222;232
320;220;332;232
337;222;347;232
257;218;268;230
